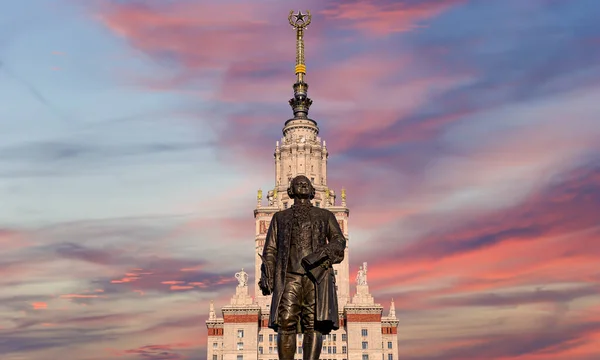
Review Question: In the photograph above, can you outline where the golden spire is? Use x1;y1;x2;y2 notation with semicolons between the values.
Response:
287;10;313;120
288;10;311;83
257;189;262;200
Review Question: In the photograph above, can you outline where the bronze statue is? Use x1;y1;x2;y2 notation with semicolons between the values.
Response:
259;175;346;360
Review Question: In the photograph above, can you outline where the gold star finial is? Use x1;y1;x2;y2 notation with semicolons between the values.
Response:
289;10;311;29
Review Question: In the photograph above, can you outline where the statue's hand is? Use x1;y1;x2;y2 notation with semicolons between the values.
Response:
258;276;272;296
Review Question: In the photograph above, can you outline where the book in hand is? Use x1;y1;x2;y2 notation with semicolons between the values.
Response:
302;251;331;284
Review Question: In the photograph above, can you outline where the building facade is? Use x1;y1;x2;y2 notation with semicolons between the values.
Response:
206;11;398;360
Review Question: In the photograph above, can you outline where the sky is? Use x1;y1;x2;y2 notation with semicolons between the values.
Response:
1;0;599;359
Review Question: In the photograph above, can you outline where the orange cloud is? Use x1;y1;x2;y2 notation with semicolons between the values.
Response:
170;285;194;290
180;265;203;272
161;280;184;285
31;302;47;310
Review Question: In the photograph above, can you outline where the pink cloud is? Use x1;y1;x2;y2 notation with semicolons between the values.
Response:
96;1;300;74
0;228;31;251
60;294;105;299
321;0;465;36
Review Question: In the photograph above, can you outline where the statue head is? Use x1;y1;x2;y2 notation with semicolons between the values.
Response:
287;175;315;200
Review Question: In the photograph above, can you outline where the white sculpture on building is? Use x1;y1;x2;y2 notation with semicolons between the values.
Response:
356;262;368;285
235;268;248;288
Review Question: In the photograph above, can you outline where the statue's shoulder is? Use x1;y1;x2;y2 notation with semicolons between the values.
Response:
311;206;334;218
273;208;293;219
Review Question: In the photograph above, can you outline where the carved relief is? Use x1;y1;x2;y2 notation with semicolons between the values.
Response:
259;220;270;234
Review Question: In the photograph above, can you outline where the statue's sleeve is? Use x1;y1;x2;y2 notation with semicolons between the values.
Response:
324;211;346;264
261;214;278;286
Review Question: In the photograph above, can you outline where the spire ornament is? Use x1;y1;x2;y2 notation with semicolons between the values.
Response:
288;10;313;119
288;10;311;83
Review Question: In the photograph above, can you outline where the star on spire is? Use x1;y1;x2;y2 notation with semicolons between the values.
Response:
294;11;306;23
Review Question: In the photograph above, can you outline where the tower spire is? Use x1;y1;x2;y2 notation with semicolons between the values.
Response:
208;300;216;320
288;10;313;120
389;298;396;318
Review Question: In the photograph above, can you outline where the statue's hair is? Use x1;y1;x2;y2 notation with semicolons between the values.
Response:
287;175;315;200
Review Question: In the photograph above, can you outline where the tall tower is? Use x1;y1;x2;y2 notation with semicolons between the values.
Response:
254;10;351;311
207;11;399;360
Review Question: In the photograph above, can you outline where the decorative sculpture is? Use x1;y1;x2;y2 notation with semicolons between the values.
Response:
356;262;368;286
235;268;248;287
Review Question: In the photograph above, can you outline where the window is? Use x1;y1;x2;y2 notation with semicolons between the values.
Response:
237;356;243;360
238;330;244;338
363;355;369;360
269;347;273;353
328;346;332;354
274;334;278;342
316;202;320;207
342;334;347;341
284;202;288;209
237;342;243;350
362;341;368;349
388;354;393;360
361;329;368;337
333;346;337;354
259;347;263;354
388;342;392;349
311;177;315;183
298;347;302;354
213;342;218;349
213;356;217;360
259;334;263;342
342;346;347;354
334;270;338;275
269;334;273;342
333;334;337;342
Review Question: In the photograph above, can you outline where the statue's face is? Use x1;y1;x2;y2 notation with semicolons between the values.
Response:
291;176;313;199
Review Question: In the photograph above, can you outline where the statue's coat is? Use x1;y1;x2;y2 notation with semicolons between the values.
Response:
261;206;346;334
